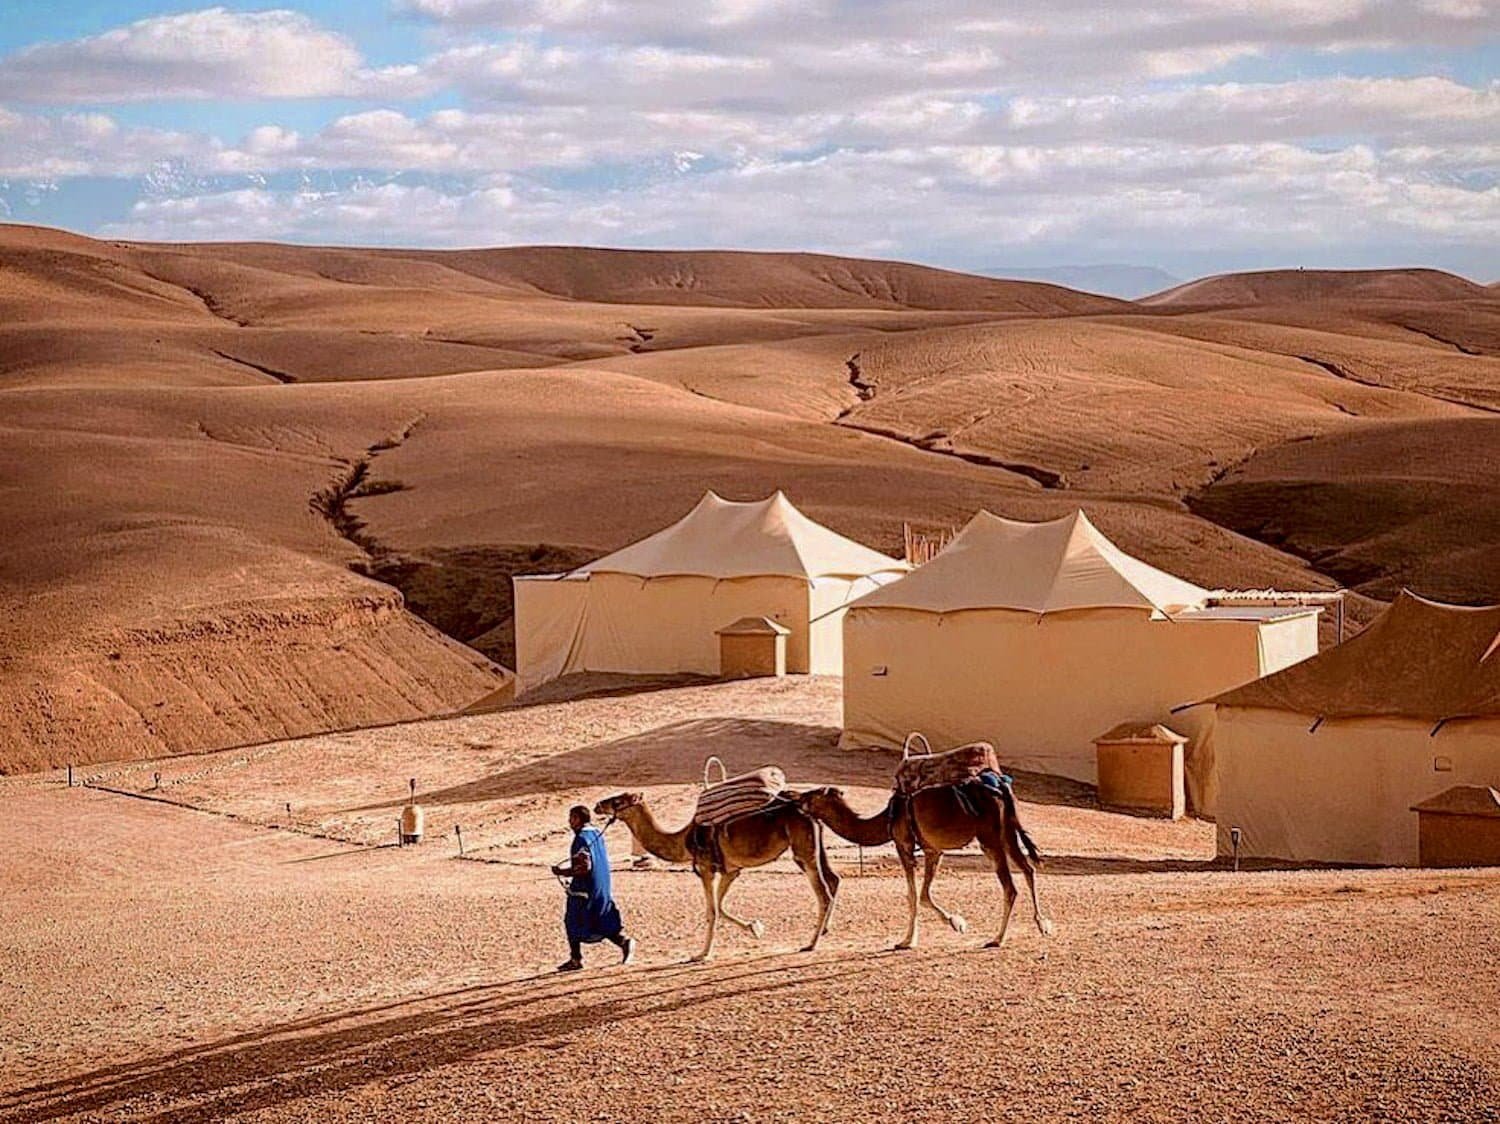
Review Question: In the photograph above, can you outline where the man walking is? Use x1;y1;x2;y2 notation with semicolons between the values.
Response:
552;804;636;972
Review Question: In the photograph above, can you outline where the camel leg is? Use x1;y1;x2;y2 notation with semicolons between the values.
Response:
919;850;968;934
1009;839;1054;936
1003;809;1055;937
814;823;841;936
981;842;1018;949
714;868;766;939
895;845;920;950
690;867;720;963
789;833;833;953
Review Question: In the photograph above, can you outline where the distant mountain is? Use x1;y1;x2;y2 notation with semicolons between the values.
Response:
1143;267;1492;308
982;264;1180;300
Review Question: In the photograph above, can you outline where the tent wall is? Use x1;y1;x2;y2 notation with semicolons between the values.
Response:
1188;613;1321;815
1212;708;1500;865
806;574;904;677
514;576;590;693
842;607;1306;791
517;573;811;688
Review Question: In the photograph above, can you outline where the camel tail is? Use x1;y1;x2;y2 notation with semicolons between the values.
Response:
995;782;1043;865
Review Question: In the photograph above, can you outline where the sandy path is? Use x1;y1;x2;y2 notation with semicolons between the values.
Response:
4;679;1499;1121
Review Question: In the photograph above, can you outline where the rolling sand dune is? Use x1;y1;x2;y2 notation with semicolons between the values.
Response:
1;223;1496;772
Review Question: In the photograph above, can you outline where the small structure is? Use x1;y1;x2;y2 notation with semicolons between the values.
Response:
1095;723;1187;819
1411;786;1500;868
399;778;424;845
716;616;790;679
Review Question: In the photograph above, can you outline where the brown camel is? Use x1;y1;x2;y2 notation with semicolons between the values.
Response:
594;792;839;962
797;784;1052;949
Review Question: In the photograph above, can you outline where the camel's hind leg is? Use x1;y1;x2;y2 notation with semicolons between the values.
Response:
894;843;920;950
714;868;765;939
1008;836;1053;936
980;841;1019;949
789;820;836;952
814;821;841;935
690;867;720;963
1003;806;1054;936
919;850;968;934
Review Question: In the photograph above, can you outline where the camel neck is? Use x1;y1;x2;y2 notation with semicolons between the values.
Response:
820;796;893;846
623;804;693;863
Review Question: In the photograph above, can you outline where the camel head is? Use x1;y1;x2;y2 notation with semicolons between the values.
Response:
594;791;644;818
796;785;845;814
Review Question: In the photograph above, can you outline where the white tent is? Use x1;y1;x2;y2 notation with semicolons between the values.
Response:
1201;592;1500;866
841;509;1319;804
514;491;908;692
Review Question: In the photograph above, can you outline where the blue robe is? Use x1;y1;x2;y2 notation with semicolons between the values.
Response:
565;825;623;944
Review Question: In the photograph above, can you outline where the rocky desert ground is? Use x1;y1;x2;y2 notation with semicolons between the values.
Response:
4;677;1498;1123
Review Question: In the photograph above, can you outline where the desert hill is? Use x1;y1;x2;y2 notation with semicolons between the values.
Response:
2;222;1497;771
1143;267;1494;309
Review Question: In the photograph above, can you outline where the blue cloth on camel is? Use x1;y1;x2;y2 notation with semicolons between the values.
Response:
565;825;623;944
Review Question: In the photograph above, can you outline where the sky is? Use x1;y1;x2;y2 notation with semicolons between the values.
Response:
0;0;1496;279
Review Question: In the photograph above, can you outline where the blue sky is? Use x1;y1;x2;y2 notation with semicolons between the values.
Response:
0;1;1495;279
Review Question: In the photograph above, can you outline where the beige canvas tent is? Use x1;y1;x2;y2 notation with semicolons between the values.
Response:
514;491;908;692
841;509;1319;805
1201;592;1500;866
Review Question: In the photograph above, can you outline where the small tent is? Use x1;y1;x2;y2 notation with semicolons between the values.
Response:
841;509;1319;805
514;491;908;692
1202;592;1500;866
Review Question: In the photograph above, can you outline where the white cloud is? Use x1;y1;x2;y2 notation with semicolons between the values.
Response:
101;141;1500;260
0;8;426;102
0;107;221;177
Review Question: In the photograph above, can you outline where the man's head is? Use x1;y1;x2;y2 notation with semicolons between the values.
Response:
568;804;591;832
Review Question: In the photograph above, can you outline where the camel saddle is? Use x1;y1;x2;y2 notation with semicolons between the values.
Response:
893;735;1001;797
693;765;787;827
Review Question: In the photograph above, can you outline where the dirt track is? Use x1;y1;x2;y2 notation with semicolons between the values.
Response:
3;679;1498;1122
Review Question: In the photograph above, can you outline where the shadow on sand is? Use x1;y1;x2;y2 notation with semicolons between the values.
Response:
0;953;926;1122
340;714;1099;818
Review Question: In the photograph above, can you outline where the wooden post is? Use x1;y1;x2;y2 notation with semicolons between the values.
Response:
67;763;73;788
455;824;465;856
153;771;161;791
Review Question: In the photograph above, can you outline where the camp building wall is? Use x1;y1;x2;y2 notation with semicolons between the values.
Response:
842;607;1316;790
515;574;809;689
1212;709;1500;866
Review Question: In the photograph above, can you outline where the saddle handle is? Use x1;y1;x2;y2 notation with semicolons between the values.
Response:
703;755;727;788
902;732;932;760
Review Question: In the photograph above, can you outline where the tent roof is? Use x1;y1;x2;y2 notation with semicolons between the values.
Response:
716;615;791;636
848;509;1208;616
1411;785;1500;818
575;491;909;581
1207;591;1500;721
1096;722;1189;745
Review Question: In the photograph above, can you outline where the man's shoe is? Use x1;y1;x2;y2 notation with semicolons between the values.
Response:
620;937;637;965
556;958;583;972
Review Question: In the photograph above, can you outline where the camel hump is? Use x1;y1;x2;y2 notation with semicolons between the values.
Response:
695;765;787;826
894;739;1000;796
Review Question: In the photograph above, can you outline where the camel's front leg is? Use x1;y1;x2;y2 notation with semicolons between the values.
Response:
920;850;968;934
690;868;720;962
895;847;920;950
714;868;766;939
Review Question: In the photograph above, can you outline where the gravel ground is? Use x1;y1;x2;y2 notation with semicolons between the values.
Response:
3;679;1498;1122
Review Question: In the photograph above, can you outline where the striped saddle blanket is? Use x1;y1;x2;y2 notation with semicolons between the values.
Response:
694;765;787;827
894;734;1001;796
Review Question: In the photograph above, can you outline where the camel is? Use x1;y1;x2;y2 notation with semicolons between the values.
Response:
593;791;839;962
797;782;1052;950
